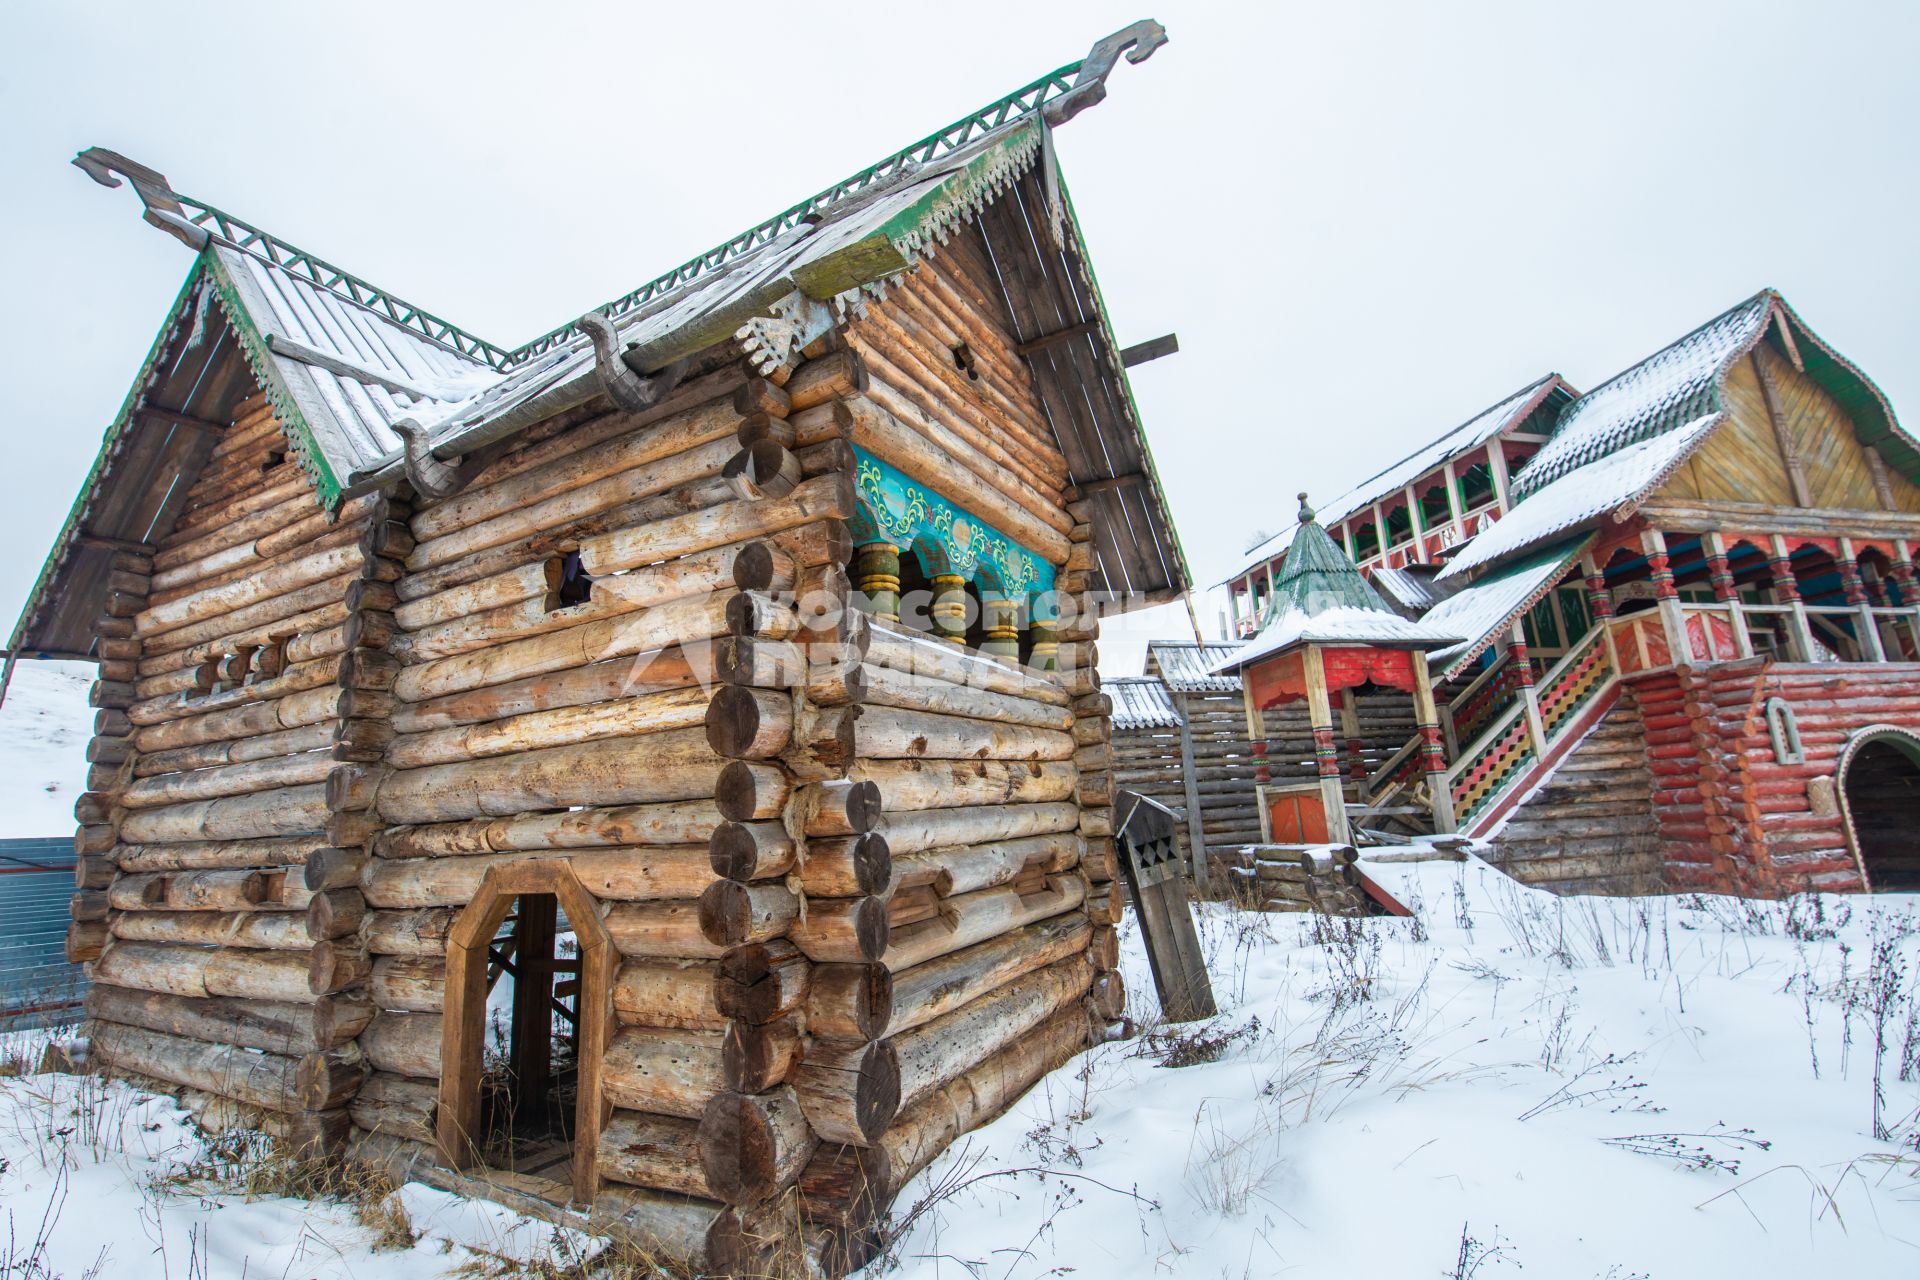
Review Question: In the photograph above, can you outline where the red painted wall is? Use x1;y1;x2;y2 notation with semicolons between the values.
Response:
1632;661;1920;895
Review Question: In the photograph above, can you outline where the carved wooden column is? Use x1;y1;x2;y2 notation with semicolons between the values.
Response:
1581;551;1623;669
1410;655;1456;833
1767;535;1816;661
1701;532;1752;659
1304;647;1351;844
1641;528;1691;665
1509;624;1547;756
1338;687;1369;799
852;542;900;623
1836;536;1885;662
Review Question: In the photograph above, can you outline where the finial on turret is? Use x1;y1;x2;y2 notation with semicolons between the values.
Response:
1297;492;1316;524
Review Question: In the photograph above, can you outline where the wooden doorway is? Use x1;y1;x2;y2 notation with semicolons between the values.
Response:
438;860;613;1205
1839;728;1920;891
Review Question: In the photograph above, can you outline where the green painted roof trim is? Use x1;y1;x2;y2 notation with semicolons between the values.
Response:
8;257;210;656
201;250;342;507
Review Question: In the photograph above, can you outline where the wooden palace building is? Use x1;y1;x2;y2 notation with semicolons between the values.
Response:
6;22;1186;1273
1218;289;1920;897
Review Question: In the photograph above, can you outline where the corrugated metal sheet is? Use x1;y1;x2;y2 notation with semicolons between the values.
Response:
1146;641;1245;692
216;246;497;479
0;839;85;1031
1109;677;1180;730
1221;373;1570;584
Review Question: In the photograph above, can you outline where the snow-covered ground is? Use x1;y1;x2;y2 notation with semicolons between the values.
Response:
0;659;93;839
2;861;1916;1277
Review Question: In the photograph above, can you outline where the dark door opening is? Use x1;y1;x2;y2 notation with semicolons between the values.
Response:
480;893;582;1182
1844;737;1920;891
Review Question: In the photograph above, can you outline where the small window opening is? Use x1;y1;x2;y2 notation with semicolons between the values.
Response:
548;551;593;612
261;449;285;474
951;342;980;381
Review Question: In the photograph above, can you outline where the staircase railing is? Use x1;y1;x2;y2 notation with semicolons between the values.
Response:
1444;620;1617;832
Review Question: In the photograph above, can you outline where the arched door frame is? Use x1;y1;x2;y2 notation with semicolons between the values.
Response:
1833;724;1920;894
437;859;613;1205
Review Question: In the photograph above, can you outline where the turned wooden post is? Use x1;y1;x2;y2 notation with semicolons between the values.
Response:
1581;551;1626;669
930;573;968;646
979;592;1021;662
853;542;901;623
1027;617;1059;672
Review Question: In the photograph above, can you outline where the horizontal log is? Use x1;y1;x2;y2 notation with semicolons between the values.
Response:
865;623;1070;705
577;472;856;578
715;941;810;1026
371;955;445;1013
110;911;311;950
116;835;329;873
700;1086;815;1206
386;685;712;769
92;1019;300;1113
392;593;731;704
93;940;317;1003
791;1038;899;1147
120;750;336;810
389;644;706;735
118;784;329;844
351;1071;438;1144
887;915;1090;1038
891;953;1091;1114
362;844;718;905
874;801;1081;857
604;901;728;959
863;663;1073;732
374;729;723;824
614;958;727;1031
377;798;721;859
849;759;1077;814
361;1011;441;1077
603;1027;726;1120
885;877;1085;972
85;984;370;1054
600;1108;712;1198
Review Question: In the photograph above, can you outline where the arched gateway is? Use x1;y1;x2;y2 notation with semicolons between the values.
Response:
1837;726;1920;891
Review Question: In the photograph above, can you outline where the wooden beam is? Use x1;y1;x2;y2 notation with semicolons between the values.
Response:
1119;334;1179;368
136;407;224;437
1078;472;1147;497
266;333;432;400
1751;350;1813;508
1013;318;1098;356
76;532;156;555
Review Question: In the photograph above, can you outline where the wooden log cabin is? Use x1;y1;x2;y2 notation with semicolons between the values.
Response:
1219;290;1920;899
4;23;1185;1274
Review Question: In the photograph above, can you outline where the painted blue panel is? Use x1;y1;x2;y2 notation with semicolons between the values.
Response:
0;838;86;1032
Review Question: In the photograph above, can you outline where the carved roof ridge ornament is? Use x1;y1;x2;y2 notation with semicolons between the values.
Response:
575;310;691;414
1041;20;1169;127
392;417;473;500
72;147;209;250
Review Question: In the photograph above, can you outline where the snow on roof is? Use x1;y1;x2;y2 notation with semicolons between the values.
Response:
1109;677;1182;730
1511;293;1770;501
215;246;504;483
1424;538;1591;677
1146;641;1246;692
1369;565;1442;617
1217;604;1465;675
1219;373;1567;584
1438;414;1720;582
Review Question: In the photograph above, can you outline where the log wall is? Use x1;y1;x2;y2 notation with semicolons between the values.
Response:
1113;691;1418;869
1637;661;1920;895
74;224;1115;1277
78;389;380;1153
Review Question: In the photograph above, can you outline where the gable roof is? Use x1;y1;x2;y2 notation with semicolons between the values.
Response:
12;22;1186;667
1218;372;1572;585
1443;288;1918;581
1146;641;1246;692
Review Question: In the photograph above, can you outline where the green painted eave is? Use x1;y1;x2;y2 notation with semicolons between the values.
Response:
9;257;210;656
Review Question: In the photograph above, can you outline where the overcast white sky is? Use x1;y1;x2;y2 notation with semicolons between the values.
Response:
4;1;1917;672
